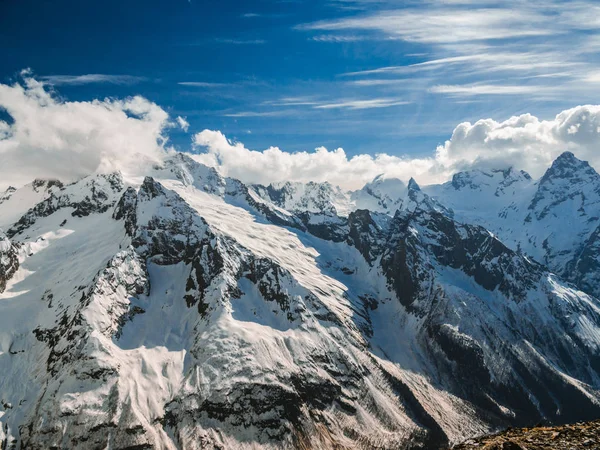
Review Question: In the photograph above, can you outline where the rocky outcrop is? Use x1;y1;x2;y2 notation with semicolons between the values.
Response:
454;419;600;449
0;230;18;293
113;186;138;237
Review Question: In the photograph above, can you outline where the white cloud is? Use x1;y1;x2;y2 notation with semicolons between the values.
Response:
264;97;320;107
192;129;438;189
0;76;172;189
310;34;366;42
214;38;266;45
429;84;548;96
436;105;600;176
225;97;411;117
193;105;600;189
222;110;291;118
348;79;409;86
313;98;410;109
176;116;189;132
178;81;231;88
41;74;146;85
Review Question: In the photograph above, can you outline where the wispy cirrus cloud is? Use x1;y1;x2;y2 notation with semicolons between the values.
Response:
263;97;321;106
429;84;551;96
310;34;367;42
297;0;600;101
223;110;293;117
240;12;289;19
223;95;411;118
178;81;231;88
41;74;147;85
225;96;410;117
347;78;410;86
313;98;410;109
340;55;580;78
297;8;553;43
214;38;266;45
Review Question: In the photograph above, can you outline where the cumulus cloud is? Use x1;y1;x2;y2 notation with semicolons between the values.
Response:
436;105;600;176
192;105;600;190
192;129;441;190
0;75;173;189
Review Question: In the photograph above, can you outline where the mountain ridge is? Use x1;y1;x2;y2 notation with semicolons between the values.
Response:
1;151;600;449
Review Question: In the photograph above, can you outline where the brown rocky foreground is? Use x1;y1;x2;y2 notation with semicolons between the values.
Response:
453;419;600;449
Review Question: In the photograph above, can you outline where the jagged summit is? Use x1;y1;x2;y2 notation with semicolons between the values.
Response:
253;179;350;216
539;151;599;185
407;177;420;191
549;150;588;168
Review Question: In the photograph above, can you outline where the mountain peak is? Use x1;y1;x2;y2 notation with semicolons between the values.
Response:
555;150;578;163
540;151;598;185
408;177;420;191
551;151;589;170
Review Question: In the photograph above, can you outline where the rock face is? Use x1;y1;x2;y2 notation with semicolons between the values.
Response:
454;419;600;450
0;230;19;293
2;152;600;449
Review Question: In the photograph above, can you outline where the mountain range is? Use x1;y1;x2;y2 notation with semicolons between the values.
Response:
1;151;600;449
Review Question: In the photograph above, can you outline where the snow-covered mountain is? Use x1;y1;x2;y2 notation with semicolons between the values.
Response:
2;152;600;449
425;152;600;299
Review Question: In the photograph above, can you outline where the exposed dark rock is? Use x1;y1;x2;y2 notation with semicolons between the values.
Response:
113;186;138;236
183;240;224;318
347;209;387;264
297;211;348;242
133;177;212;265
0;232;19;294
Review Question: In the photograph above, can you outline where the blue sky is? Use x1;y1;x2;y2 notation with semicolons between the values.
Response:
2;0;600;170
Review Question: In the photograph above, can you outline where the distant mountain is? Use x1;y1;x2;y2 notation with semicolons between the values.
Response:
2;151;600;449
425;151;600;299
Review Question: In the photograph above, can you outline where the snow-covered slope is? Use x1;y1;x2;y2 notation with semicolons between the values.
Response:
253;180;352;216
1;152;600;450
0;180;64;230
350;174;409;215
424;167;535;227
